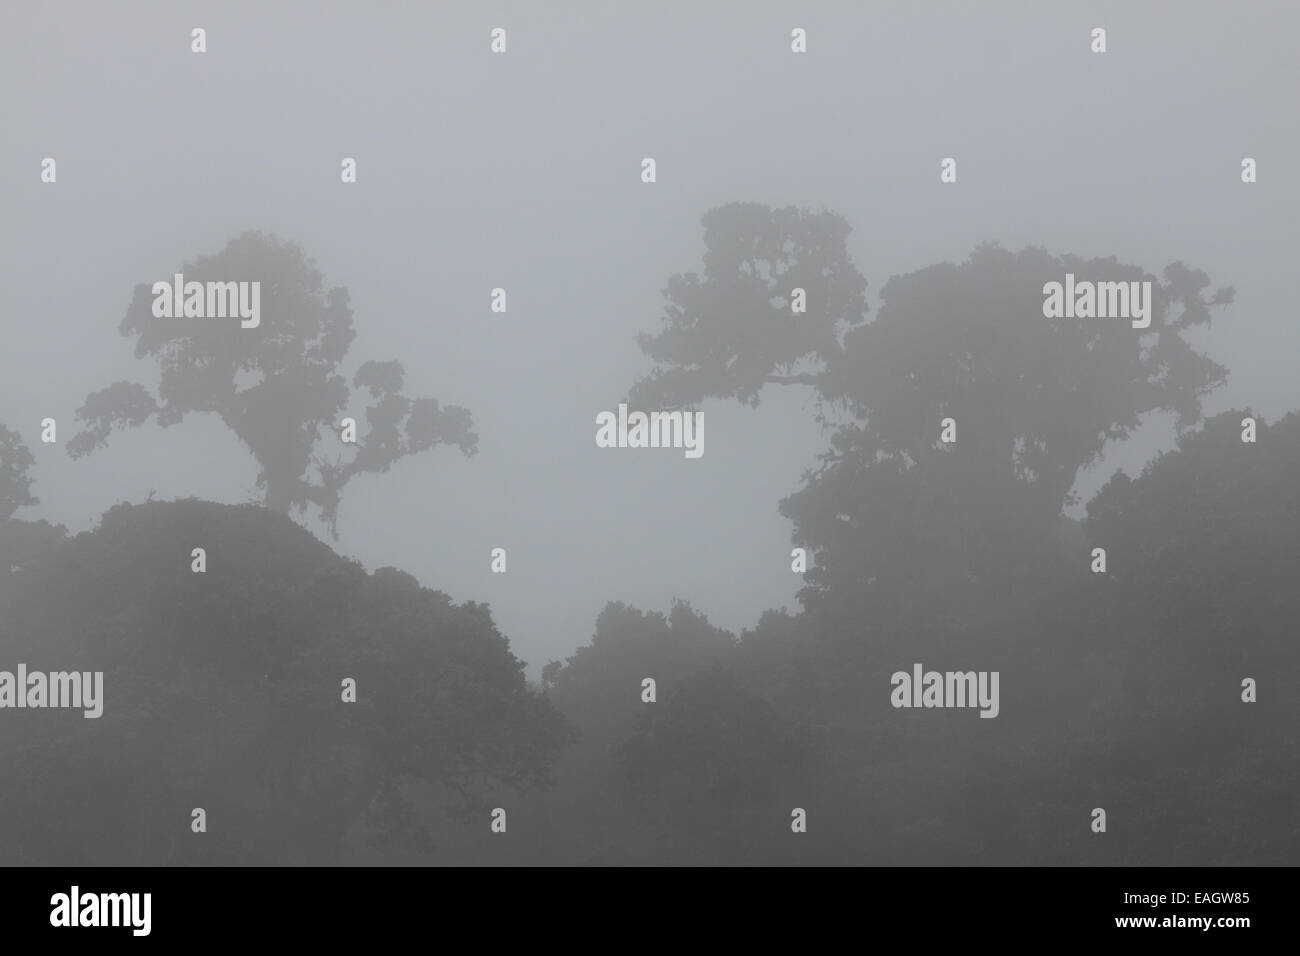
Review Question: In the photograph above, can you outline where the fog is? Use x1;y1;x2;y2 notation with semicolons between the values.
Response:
1;1;1296;866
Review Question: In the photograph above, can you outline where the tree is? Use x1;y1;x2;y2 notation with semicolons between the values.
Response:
68;231;477;536
546;600;737;747
0;424;38;521
1071;410;1300;864
629;202;868;412
612;664;815;863
1085;409;1300;652
0;499;572;864
630;204;1234;609
0;424;67;575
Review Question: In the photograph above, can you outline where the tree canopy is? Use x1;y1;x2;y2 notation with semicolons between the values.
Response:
68;232;477;536
631;204;1234;612
0;424;38;521
0;499;570;864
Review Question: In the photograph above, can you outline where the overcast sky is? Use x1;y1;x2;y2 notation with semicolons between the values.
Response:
3;1;1297;674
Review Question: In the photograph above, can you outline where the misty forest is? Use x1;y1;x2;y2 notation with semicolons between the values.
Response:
2;6;1298;869
1;207;1295;865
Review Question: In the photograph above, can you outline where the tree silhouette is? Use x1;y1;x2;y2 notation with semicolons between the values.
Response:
0;424;38;521
629;202;869;412
631;204;1234;608
68;231;477;536
0;499;572;864
0;423;68;575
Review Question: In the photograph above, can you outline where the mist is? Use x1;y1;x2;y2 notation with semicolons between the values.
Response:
1;1;1296;866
